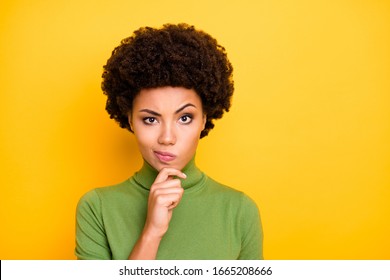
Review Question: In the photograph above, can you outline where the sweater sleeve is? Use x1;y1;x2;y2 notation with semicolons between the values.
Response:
75;189;112;260
237;194;264;260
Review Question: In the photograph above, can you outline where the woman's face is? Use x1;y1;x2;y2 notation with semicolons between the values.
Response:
129;87;206;171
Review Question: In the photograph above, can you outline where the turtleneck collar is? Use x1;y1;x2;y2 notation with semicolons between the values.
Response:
133;157;204;191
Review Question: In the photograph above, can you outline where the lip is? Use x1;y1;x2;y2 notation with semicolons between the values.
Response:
154;151;177;162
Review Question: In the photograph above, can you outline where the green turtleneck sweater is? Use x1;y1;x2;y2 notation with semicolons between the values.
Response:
75;159;263;259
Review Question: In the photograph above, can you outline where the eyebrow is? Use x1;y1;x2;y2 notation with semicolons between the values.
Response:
139;103;197;116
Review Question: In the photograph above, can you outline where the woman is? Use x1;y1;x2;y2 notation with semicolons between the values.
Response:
75;23;263;260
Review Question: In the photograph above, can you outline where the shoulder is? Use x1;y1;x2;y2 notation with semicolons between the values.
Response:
204;176;259;211
77;179;132;209
94;179;133;196
77;188;100;210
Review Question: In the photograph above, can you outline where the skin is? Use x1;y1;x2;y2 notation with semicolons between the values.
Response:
127;86;206;259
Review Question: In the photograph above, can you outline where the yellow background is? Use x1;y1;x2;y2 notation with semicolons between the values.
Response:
1;0;389;259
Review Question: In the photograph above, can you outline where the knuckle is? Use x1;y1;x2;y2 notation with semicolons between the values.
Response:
150;184;158;192
159;167;172;173
153;188;162;196
155;195;165;204
171;178;181;185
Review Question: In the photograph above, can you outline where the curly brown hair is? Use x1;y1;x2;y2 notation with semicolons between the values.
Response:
102;23;234;138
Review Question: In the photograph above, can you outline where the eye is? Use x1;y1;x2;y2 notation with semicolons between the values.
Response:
143;117;158;125
179;114;193;124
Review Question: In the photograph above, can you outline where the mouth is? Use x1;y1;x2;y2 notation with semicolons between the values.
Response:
154;151;177;163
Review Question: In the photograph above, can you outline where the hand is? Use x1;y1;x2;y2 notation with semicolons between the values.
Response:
143;168;186;239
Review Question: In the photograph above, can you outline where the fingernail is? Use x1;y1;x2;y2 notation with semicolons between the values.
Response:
182;173;187;178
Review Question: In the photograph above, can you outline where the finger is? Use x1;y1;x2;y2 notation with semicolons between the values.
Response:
152;185;184;197
154;168;187;184
150;187;183;206
167;201;177;210
151;178;183;192
155;168;186;183
155;193;183;208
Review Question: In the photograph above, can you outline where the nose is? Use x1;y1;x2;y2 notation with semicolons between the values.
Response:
158;123;176;145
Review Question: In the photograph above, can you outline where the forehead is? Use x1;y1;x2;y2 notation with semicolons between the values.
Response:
133;87;202;110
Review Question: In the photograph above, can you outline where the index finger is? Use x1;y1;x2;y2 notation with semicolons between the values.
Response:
154;168;187;184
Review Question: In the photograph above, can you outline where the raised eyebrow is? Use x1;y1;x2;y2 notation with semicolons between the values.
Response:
139;109;161;116
138;104;196;116
175;103;196;114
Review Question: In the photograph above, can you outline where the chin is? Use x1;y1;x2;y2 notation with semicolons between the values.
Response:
157;162;185;172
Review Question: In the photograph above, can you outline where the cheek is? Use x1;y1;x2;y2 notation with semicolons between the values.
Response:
182;129;200;148
134;129;154;149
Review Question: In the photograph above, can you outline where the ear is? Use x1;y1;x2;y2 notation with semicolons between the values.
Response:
128;113;133;131
202;114;207;130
